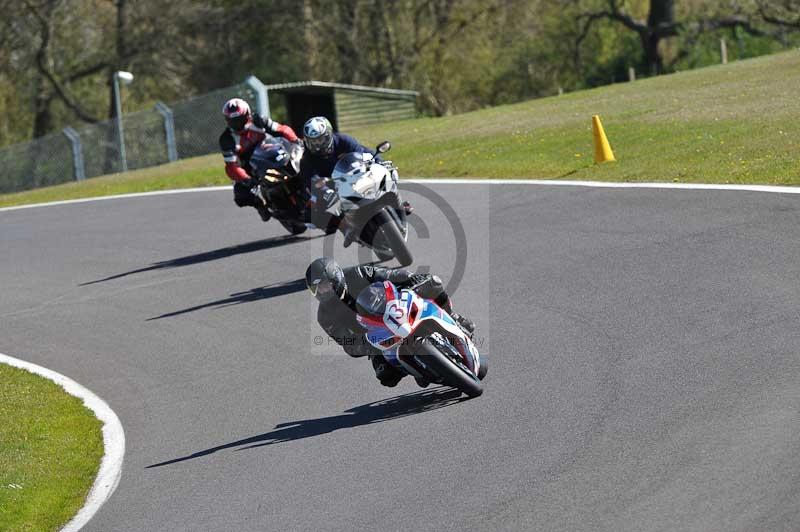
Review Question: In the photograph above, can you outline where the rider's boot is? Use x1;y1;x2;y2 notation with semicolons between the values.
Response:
324;217;339;235
402;201;414;216
370;355;403;387
450;312;476;337
414;376;430;388
254;202;271;222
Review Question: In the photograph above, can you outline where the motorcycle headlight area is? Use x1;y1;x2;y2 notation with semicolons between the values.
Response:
352;176;379;199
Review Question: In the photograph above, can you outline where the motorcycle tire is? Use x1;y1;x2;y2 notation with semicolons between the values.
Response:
280;219;307;235
358;217;393;261
373;244;395;262
413;337;483;398
477;355;488;380
373;209;413;266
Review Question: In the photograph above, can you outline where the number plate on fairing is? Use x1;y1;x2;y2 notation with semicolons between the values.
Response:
383;290;418;338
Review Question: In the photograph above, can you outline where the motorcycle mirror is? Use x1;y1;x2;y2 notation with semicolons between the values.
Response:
376;141;391;154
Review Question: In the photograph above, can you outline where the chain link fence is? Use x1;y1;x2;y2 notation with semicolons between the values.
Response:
0;132;75;193
0;80;258;195
0;77;416;195
172;84;258;159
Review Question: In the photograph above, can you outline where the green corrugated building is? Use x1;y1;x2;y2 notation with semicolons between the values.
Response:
264;81;418;133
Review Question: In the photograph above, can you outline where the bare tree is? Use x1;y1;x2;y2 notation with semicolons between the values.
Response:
1;0;205;139
577;0;787;76
757;0;800;28
6;1;108;137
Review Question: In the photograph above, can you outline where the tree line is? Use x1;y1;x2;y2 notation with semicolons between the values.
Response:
0;0;798;148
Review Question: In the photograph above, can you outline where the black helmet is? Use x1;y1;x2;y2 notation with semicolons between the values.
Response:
305;258;346;302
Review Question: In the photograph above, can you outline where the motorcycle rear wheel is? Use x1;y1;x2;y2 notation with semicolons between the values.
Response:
279;219;307;235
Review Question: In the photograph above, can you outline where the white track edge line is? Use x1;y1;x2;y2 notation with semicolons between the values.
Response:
411;178;800;193
0;186;230;212
1;179;799;213
0;353;125;532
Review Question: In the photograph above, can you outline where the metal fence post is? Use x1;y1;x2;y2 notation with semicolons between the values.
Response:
245;75;270;117
62;127;86;181
720;38;728;65
154;101;178;162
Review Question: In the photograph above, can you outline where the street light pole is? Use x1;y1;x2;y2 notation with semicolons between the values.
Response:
113;71;134;172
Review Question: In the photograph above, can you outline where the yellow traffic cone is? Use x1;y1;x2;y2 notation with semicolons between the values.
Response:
592;115;616;163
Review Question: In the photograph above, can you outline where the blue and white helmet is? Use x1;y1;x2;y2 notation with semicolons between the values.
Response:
303;116;334;155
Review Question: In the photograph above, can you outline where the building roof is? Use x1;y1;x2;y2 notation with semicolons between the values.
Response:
263;80;418;98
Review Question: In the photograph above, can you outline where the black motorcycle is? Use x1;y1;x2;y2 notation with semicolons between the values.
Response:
248;137;309;235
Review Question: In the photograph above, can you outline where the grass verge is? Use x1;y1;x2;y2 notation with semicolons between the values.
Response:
1;50;798;208
0;154;227;208
0;364;103;532
352;50;800;184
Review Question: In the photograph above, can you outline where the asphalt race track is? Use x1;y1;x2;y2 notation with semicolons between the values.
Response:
3;183;800;532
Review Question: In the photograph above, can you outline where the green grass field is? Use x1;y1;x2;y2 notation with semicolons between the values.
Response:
1;50;798;208
0;364;103;532
359;49;800;183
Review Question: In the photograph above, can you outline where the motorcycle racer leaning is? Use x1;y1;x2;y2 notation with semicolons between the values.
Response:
298;116;412;233
305;257;475;387
219;98;299;222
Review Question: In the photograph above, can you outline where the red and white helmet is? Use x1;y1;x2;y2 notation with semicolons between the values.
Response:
222;98;251;132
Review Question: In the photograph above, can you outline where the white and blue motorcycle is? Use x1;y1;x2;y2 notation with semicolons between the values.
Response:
356;281;486;398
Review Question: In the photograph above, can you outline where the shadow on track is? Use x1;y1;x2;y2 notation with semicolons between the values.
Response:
147;387;466;468
147;278;306;320
81;235;319;286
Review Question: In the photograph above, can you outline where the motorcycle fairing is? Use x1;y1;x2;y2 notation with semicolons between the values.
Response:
358;285;479;375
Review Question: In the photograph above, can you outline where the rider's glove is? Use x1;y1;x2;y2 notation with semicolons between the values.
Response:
411;274;445;301
311;175;324;187
320;188;340;210
409;274;431;288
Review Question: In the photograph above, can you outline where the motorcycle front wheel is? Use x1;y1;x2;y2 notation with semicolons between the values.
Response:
370;209;413;266
412;336;483;398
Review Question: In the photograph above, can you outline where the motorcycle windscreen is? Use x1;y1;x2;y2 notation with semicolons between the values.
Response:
331;152;373;179
249;137;293;181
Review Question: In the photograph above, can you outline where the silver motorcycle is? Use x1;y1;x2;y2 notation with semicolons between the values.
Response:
327;142;413;266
